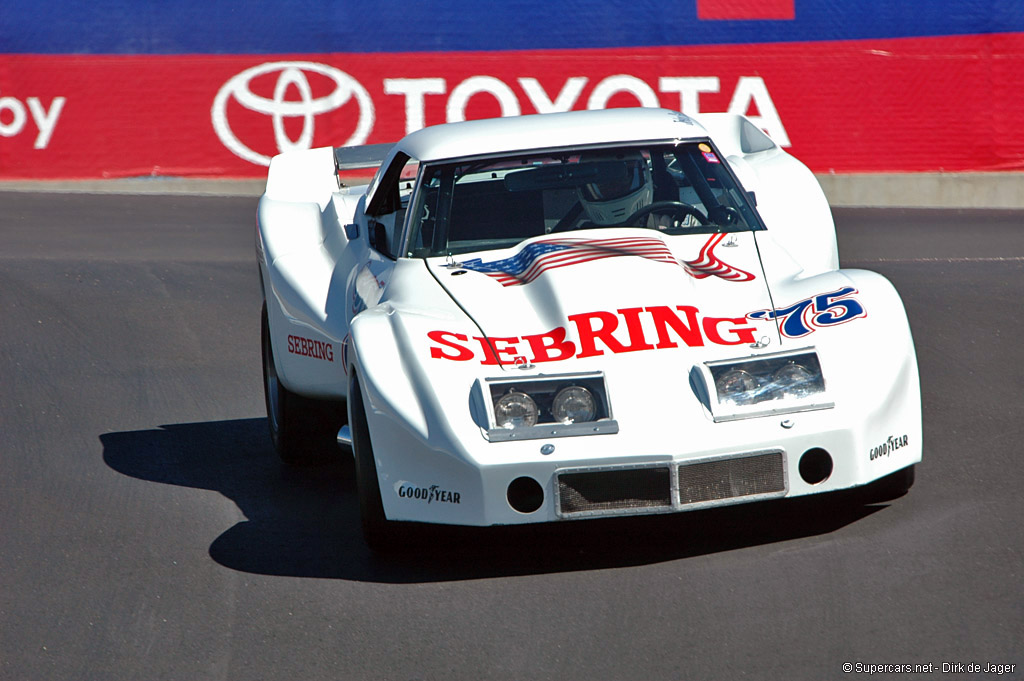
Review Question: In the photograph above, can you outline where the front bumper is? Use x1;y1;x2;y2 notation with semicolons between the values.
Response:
356;398;921;527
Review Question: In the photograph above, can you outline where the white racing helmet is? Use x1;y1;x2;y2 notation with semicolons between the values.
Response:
577;152;653;225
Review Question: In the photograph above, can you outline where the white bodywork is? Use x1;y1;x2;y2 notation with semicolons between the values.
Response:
256;108;921;527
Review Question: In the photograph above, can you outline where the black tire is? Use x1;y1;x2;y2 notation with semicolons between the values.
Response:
348;371;404;551
261;302;345;465
861;464;916;504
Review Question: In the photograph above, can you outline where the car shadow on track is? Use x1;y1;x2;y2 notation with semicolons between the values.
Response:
102;417;889;584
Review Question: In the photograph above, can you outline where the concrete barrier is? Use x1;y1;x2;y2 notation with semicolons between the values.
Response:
817;173;1024;209
3;174;1023;209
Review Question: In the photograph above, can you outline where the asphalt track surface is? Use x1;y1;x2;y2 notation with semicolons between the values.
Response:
2;193;1022;681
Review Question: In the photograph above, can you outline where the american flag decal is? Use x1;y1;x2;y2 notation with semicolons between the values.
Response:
458;236;678;286
683;233;756;282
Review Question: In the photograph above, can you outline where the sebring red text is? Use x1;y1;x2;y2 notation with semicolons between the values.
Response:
428;305;758;365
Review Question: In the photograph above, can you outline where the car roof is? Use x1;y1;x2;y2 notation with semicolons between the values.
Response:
395;108;710;163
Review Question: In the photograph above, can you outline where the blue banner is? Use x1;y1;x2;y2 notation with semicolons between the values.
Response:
4;0;1024;55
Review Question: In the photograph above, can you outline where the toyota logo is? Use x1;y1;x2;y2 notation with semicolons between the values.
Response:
212;61;374;166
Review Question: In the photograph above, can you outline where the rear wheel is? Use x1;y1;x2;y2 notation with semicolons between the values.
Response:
261;302;344;465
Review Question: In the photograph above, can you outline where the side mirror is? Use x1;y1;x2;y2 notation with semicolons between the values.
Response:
746;190;757;207
344;223;359;239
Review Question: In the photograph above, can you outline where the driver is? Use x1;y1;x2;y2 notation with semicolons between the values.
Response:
577;152;654;226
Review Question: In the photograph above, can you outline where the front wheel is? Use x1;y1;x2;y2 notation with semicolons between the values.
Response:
261;302;344;465
348;372;405;551
860;465;916;504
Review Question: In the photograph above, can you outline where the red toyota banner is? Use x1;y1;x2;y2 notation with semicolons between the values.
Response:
1;34;1022;179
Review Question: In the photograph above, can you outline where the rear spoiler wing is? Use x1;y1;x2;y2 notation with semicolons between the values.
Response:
334;143;394;171
265;143;394;207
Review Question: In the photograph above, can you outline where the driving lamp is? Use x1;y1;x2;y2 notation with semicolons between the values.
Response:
494;391;539;429
772;362;817;398
551;386;597;424
715;369;759;405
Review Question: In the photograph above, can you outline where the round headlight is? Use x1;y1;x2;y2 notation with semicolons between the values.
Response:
772;363;817;398
494;391;539;429
715;368;758;404
551;386;597;424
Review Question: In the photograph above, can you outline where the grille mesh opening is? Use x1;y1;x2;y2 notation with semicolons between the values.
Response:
678;451;785;505
558;467;671;515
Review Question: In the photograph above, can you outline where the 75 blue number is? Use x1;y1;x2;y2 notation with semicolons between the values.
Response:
748;286;866;338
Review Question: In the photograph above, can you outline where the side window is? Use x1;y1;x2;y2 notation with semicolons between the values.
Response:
406;168;443;257
367;154;419;259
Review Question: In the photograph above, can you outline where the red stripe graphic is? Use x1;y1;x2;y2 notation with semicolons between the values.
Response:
682;233;756;281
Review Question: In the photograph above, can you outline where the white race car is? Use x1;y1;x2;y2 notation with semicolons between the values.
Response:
256;108;921;549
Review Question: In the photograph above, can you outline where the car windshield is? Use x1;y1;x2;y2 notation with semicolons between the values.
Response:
403;142;763;258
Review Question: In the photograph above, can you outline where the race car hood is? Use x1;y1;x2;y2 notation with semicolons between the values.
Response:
428;228;780;366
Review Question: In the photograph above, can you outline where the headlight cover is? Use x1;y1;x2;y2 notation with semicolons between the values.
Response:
704;348;832;422
485;372;617;441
